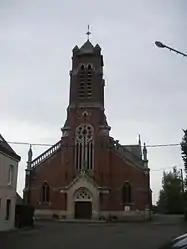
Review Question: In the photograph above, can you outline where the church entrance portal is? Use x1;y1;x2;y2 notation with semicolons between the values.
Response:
74;188;92;219
74;201;92;219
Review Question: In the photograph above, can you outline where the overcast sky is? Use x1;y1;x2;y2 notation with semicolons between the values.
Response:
0;0;187;204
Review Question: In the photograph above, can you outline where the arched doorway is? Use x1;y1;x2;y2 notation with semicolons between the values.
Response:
74;188;92;219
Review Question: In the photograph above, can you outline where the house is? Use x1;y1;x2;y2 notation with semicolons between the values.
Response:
23;37;151;220
0;134;21;230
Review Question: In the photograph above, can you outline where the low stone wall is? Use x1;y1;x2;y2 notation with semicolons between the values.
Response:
34;209;67;220
34;209;152;221
99;209;151;221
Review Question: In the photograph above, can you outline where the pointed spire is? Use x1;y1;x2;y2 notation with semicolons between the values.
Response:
78;25;94;54
143;142;148;161
28;144;33;163
138;134;141;145
138;134;142;158
79;40;94;54
95;44;101;51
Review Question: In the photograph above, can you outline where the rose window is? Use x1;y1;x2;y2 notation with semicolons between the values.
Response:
76;124;93;143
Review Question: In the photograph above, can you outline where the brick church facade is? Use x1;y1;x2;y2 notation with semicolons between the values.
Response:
24;38;151;220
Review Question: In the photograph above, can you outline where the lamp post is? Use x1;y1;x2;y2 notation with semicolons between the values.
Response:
155;41;187;57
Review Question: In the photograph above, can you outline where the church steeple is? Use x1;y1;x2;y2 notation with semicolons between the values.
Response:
62;33;109;137
68;36;104;110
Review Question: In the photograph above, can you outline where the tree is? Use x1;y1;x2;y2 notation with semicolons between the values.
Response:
181;129;187;187
157;167;184;214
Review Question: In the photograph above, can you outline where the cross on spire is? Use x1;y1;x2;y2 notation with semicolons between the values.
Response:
86;25;91;40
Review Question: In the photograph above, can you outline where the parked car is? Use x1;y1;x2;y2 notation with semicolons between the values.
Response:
159;234;187;249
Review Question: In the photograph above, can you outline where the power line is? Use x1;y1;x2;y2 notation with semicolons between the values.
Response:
151;166;180;172
6;141;52;147
151;164;185;172
5;140;181;148
4;141;184;173
5;141;184;172
146;143;180;148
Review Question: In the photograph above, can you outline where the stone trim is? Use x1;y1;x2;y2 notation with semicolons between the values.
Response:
61;172;99;190
67;103;104;111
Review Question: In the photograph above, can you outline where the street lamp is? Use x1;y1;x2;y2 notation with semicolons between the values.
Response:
155;41;187;57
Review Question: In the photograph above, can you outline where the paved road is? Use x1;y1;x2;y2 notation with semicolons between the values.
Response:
1;221;187;249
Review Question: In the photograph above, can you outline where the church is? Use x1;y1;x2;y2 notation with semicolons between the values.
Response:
23;35;151;220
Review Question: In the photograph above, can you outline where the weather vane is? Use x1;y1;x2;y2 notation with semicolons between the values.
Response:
86;25;91;40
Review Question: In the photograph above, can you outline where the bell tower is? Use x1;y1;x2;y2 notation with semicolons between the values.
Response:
61;29;111;178
69;26;104;110
62;28;110;135
69;41;104;108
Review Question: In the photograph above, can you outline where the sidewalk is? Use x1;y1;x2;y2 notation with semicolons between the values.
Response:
58;219;106;223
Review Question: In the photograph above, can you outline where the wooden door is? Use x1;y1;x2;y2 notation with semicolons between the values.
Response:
74;201;92;219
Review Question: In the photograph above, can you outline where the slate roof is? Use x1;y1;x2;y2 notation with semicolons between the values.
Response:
123;145;142;158
72;40;101;56
79;40;95;54
0;134;21;161
16;193;23;205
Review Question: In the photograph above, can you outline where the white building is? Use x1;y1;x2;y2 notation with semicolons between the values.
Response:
0;134;20;231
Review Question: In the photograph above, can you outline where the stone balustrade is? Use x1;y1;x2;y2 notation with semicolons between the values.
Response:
31;141;61;168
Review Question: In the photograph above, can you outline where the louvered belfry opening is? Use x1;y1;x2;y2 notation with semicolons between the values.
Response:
78;64;93;100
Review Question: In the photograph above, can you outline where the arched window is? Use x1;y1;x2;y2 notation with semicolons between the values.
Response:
122;182;132;204
87;64;92;98
80;64;85;70
75;124;94;170
78;66;85;98
87;64;92;70
41;182;50;203
74;188;92;201
78;63;93;99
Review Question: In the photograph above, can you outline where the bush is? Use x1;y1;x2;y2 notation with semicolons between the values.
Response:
52;214;59;220
184;208;187;220
99;215;105;220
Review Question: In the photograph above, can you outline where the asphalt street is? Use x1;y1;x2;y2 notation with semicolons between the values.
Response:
1;220;187;249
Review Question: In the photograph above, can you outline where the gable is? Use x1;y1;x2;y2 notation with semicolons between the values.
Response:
0;134;21;161
64;172;99;191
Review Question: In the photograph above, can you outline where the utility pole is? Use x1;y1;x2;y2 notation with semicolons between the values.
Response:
180;168;186;213
180;168;184;193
